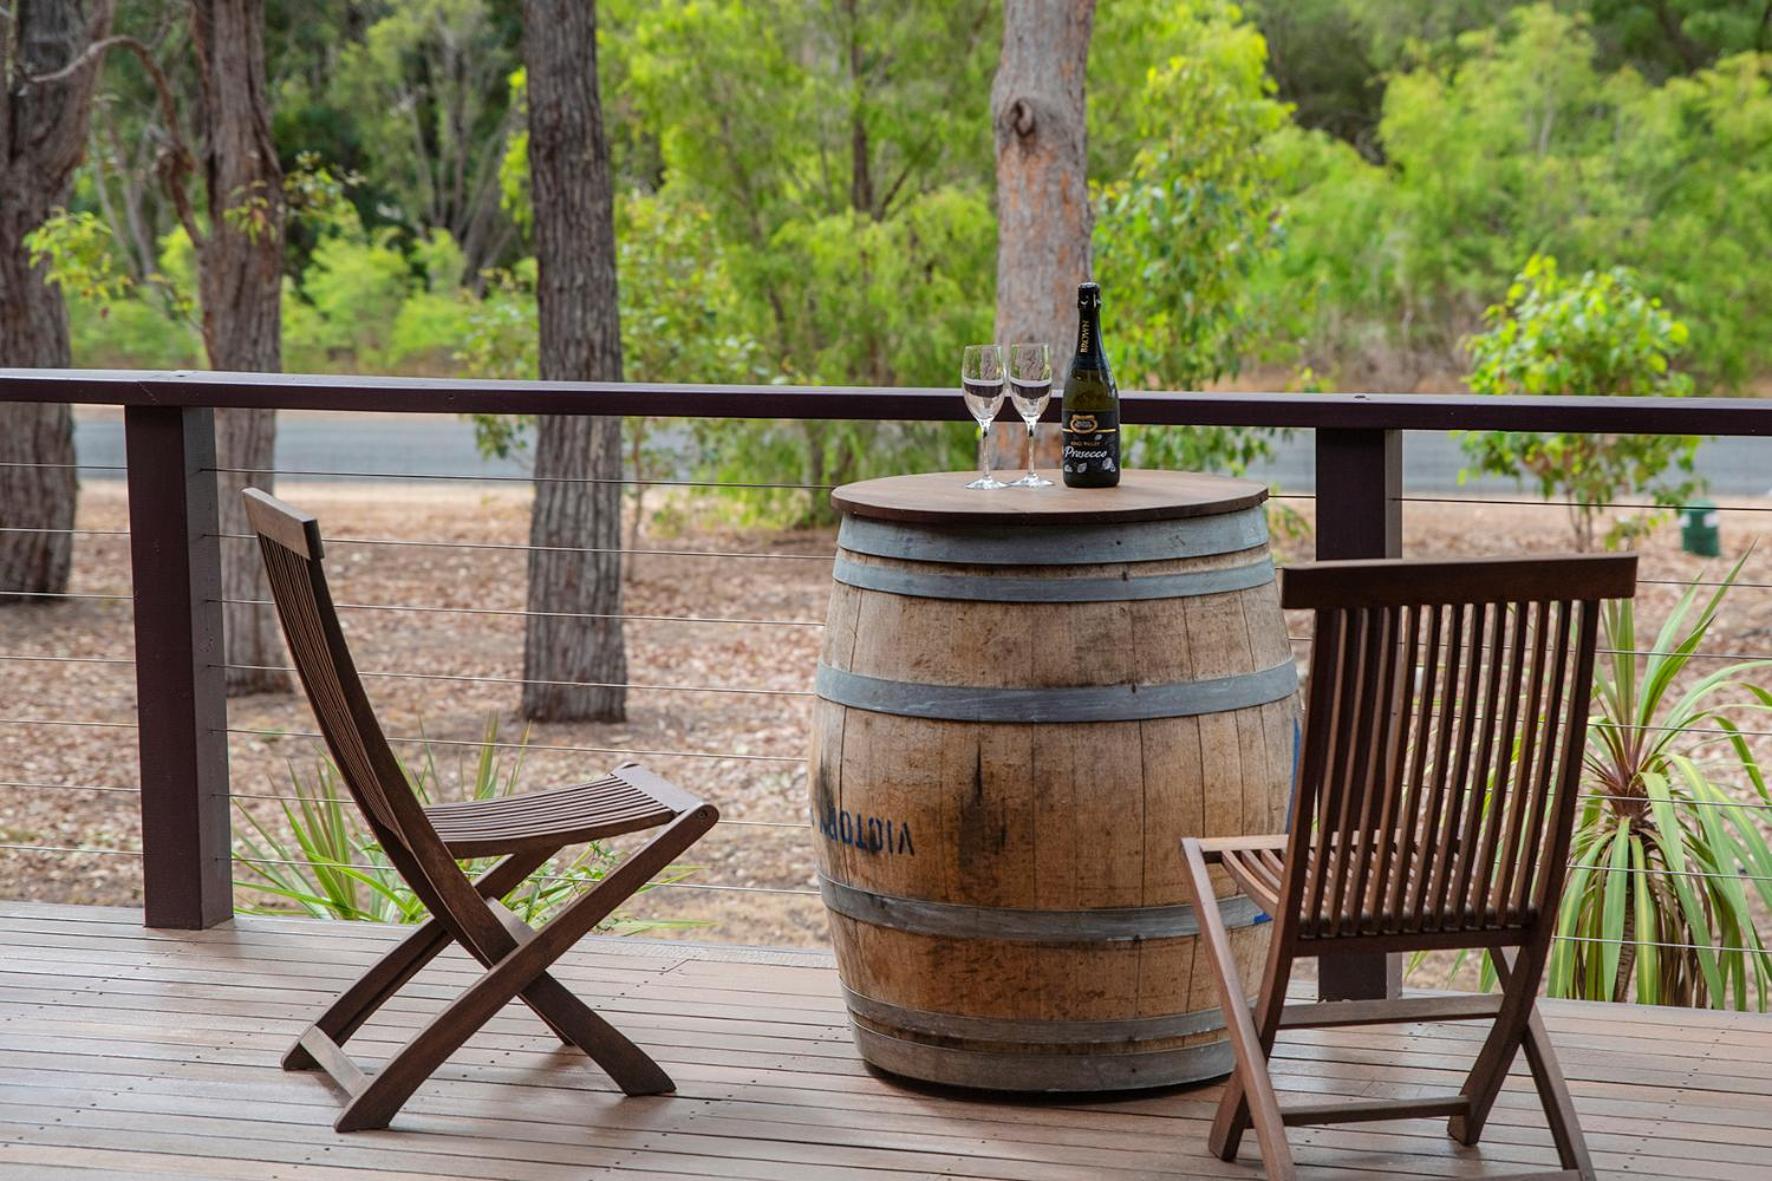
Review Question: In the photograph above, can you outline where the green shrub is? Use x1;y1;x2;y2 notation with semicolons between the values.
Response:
1458;255;1702;551
1259;7;1772;387
284;228;413;371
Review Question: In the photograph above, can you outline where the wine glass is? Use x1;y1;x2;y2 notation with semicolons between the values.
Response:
960;344;1007;490
1006;343;1053;487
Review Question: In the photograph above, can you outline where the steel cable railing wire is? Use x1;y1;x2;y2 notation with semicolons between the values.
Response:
21;774;1771;824
7;711;1772;743
1;836;1762;893
213;597;825;627
0;779;139;794
1548;933;1771;954
215;531;837;562
1280;636;1772;664
0;842;817;895
0;842;141;857
1398;494;1772;514
0;717;138;729
208;465;834;492
11;639;1772;664
227;851;819;897
0;526;127;536
220;726;804;763
0;590;132;602
222;663;815;697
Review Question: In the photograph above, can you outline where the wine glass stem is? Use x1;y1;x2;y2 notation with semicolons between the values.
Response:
1024;421;1037;480
978;423;992;482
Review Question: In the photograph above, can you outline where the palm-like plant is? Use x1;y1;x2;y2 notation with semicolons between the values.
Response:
234;717;699;933
1552;557;1772;1008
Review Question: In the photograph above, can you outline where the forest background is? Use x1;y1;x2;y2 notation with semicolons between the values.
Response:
50;0;1772;404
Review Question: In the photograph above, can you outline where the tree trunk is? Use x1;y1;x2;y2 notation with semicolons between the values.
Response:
990;0;1094;471
190;0;288;695
519;0;626;722
0;1;113;599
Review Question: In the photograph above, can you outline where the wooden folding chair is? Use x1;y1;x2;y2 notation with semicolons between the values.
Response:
243;488;719;1132
1181;554;1636;1180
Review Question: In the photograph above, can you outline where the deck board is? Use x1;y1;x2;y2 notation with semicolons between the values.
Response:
0;903;1764;1180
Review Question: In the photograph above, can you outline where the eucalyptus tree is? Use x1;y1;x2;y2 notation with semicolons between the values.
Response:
516;0;626;722
0;0;114;598
191;0;289;694
34;0;290;690
990;0;1093;469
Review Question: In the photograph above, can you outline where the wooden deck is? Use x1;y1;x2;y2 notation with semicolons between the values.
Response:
0;904;1765;1180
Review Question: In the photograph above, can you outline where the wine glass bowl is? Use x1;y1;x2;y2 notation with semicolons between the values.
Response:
1007;342;1053;488
961;344;1007;490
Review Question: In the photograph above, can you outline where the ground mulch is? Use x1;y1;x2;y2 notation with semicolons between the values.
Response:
1;481;1767;958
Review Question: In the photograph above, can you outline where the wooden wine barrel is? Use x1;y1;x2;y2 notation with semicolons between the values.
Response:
810;469;1297;1092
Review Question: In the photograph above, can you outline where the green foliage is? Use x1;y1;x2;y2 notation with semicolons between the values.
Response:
26;210;133;306
1095;4;1289;394
1093;2;1293;477
1243;0;1759;165
1554;559;1772;1008
612;0;993;520
234;718;701;931
1586;0;1772;78
1458;255;1702;551
1264;6;1772;388
30;211;204;365
496;67;532;239
327;0;520;270
284;229;412;371
386;232;477;372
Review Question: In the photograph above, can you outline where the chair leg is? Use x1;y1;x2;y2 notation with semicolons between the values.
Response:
1449;943;1548;1148
284;916;453;1071
517;970;674;1095
284;851;551;1071
1210;938;1293;1167
335;807;715;1132
483;896;672;1089
1489;948;1595;1178
1182;841;1296;1180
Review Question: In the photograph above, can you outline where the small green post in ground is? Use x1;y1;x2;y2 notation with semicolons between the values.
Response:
1680;499;1720;557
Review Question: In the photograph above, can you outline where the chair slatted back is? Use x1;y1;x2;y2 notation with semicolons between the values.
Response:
1278;555;1635;945
243;489;491;933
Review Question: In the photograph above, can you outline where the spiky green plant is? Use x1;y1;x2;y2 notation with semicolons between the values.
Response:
233;717;701;933
1552;556;1772;1008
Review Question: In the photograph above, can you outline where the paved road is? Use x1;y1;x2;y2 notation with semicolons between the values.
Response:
73;413;1772;496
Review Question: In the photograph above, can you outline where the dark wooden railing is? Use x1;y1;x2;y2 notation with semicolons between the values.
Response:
3;367;1769;1004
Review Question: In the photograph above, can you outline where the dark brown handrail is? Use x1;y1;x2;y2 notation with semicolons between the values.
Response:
0;367;1768;434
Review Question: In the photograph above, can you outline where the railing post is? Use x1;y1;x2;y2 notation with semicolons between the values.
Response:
126;405;232;928
1313;427;1402;1001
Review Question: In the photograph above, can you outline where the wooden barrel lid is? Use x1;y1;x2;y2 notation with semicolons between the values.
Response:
830;469;1268;527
